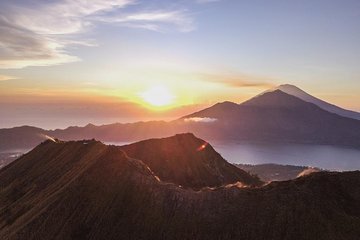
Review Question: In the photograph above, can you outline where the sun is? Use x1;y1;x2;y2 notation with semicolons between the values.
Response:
139;85;175;107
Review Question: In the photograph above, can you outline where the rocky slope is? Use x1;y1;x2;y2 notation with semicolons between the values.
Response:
276;84;360;120
120;133;261;188
0;135;360;240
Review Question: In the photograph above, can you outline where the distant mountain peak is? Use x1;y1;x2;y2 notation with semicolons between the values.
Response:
215;101;238;106
241;89;314;108
272;84;360;120
277;84;315;99
85;123;96;128
277;83;301;89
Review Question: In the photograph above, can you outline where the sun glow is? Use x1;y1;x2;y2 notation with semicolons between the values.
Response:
140;85;175;107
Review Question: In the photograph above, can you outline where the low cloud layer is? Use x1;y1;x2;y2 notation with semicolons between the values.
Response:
0;0;195;69
184;117;218;123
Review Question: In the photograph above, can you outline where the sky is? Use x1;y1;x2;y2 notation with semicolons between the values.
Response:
0;0;359;129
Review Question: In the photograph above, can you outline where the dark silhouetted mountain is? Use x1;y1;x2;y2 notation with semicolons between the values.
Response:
120;133;262;188
51;121;176;143
276;84;360;120
242;89;319;108
0;121;176;151
183;90;360;147
184;101;239;120
0;126;47;151
1;137;360;240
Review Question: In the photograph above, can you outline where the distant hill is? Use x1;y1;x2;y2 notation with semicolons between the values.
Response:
0;126;47;151
1;136;360;239
276;84;360;120
0;121;176;151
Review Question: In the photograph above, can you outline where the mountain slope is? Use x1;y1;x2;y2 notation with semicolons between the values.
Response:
242;89;322;108
0;126;47;151
0;139;172;240
183;90;360;147
276;84;360;120
0;138;360;239
120;133;262;188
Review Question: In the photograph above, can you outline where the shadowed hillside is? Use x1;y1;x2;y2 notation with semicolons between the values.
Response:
120;133;262;188
0;135;360;240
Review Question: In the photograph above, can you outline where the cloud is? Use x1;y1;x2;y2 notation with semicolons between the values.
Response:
8;0;132;35
297;167;320;177
0;0;130;69
0;18;79;68
199;73;275;88
0;0;196;69
99;10;195;32
184;117;218;123
0;75;17;81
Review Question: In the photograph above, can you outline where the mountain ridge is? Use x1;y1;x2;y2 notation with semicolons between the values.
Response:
275;84;360;120
1;86;360;156
119;133;262;188
1;135;360;239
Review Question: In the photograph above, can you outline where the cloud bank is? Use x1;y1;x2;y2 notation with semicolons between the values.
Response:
0;0;195;69
184;117;218;123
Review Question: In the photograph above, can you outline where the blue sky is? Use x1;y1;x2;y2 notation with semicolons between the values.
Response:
0;0;359;128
